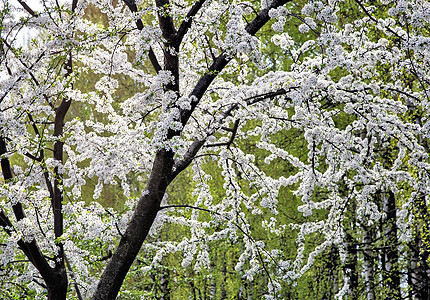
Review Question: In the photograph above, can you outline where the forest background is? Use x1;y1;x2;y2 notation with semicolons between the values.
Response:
0;0;429;299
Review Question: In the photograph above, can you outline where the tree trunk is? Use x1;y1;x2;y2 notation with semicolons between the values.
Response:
410;195;430;300
160;269;170;300
344;197;358;299
363;225;375;300
344;233;358;299
46;269;68;300
382;191;400;298
92;149;174;300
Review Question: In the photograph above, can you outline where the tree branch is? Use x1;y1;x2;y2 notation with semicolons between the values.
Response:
170;139;206;181
122;0;162;72
155;0;177;43
246;88;292;105
71;0;78;12
17;0;37;16
155;0;180;91
180;0;291;127
176;0;208;46
64;254;83;300
205;119;239;148
0;137;61;295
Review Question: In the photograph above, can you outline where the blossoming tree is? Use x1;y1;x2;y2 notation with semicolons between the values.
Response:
1;0;429;298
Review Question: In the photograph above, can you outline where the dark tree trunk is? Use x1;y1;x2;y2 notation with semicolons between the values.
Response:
160;269;170;300
382;191;400;299
344;233;358;299
344;196;358;299
1;137;68;299
410;195;430;300
362;225;375;300
92;150;174;300
47;269;68;300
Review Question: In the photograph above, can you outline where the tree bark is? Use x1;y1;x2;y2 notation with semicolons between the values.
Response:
363;225;375;300
382;191;400;298
410;195;430;300
344;233;358;299
160;268;170;300
1;136;68;299
46;270;69;300
92;149;174;299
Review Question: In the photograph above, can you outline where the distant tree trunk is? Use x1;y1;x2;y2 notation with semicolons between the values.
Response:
382;191;400;298
160;269;170;300
362;225;375;300
203;277;207;300
221;255;227;299
344;232;358;299
410;195;430;300
190;280;197;300
209;246;216;300
209;271;216;299
322;247;339;299
344;198;358;299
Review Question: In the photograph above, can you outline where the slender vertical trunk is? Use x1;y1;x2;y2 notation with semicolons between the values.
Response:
92;150;174;300
344;233;358;299
202;277;207;300
189;279;197;300
363;225;375;300
382;191;400;298
209;279;216;299
221;254;227;299
331;249;339;298
410;195;430;300
160;269;170;299
209;245;216;300
209;270;216;299
45;53;75;299
344;196;358;299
